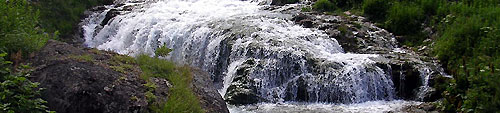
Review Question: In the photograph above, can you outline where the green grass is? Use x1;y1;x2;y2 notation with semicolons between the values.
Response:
69;54;94;62
385;2;424;36
136;55;204;113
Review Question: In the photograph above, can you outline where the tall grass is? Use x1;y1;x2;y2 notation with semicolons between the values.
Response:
136;55;204;113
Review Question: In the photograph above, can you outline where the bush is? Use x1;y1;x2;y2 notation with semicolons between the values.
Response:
136;55;204;113
334;0;363;9
33;0;111;37
0;0;51;55
416;0;442;16
313;0;336;12
362;0;391;21
385;2;424;35
0;52;53;113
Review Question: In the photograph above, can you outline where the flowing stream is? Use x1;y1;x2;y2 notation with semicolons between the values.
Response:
81;0;436;112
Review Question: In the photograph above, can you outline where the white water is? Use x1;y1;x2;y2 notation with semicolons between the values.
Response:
229;100;421;113
82;0;425;112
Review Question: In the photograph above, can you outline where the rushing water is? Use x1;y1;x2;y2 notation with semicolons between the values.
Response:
82;0;432;112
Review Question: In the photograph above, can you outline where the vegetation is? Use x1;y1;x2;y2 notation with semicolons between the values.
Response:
0;1;53;112
136;55;204;113
362;0;390;22
33;0;111;37
154;44;173;58
69;54;94;62
313;0;336;12
0;0;51;55
0;53;53;113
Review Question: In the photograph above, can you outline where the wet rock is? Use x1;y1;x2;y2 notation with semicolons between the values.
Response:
225;59;261;105
271;0;299;6
101;9;120;26
400;102;439;113
191;68;230;113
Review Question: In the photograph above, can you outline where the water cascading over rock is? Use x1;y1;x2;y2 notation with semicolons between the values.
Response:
81;0;446;106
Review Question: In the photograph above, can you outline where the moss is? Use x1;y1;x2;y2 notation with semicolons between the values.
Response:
301;7;312;12
69;54;94;62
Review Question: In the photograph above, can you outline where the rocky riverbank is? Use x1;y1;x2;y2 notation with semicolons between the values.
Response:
27;40;229;113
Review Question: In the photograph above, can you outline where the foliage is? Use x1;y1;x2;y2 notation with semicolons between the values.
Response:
154;45;173;58
136;55;204;113
301;6;312;12
333;0;363;9
33;0;111;37
0;0;51;55
313;0;336;12
385;2;424;36
362;0;391;21
0;52;53;113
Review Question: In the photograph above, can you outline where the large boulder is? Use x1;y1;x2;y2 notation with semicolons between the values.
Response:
28;40;229;113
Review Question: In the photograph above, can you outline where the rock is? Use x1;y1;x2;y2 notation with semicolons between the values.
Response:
29;40;157;113
191;68;230;113
224;59;261;105
28;40;229;113
101;9;120;26
400;102;440;113
271;0;299;6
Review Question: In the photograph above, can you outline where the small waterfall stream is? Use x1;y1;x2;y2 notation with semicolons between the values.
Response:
81;0;445;112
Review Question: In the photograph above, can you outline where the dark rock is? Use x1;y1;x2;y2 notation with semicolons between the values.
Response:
191;68;230;113
28;40;229;113
271;0;299;6
225;60;261;105
29;40;158;113
390;62;422;100
101;9;120;26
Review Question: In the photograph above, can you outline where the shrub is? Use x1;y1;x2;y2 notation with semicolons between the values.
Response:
313;0;336;12
34;0;111;37
334;0;363;9
0;52;53;113
385;2;424;35
416;0;442;16
362;0;391;21
0;0;51;55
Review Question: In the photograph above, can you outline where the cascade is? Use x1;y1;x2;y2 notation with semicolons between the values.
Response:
81;0;447;112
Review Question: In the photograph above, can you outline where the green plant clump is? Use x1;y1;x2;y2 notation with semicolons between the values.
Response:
0;0;51;55
33;0;112;37
362;0;391;21
136;55;204;113
385;2;424;36
0;53;53;113
313;0;336;12
154;45;173;58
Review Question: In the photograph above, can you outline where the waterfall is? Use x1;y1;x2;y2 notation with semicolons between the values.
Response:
82;0;404;105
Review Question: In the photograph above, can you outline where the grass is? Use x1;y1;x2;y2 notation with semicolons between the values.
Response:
69;54;94;62
136;55;204;113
